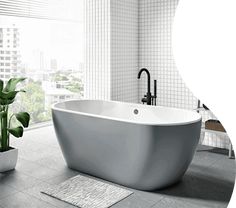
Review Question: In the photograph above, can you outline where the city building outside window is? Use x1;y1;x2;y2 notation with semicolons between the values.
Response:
0;1;84;125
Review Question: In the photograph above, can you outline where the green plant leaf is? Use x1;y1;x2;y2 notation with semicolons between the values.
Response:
7;126;24;138
3;78;26;92
0;90;25;105
0;98;15;105
15;112;30;128
0;90;25;99
0;79;3;92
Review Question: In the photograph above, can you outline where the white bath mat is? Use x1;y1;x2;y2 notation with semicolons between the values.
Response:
42;174;133;208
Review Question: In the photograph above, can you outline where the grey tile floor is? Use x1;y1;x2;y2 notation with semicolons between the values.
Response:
0;125;235;208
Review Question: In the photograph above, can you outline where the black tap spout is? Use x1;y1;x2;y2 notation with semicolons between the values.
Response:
137;68;151;94
138;68;152;105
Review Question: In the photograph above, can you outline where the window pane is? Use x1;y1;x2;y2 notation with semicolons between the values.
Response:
0;3;84;125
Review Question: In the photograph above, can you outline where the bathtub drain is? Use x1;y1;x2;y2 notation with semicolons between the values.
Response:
134;109;139;115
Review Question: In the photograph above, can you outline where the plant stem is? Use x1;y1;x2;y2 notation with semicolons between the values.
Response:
1;106;9;151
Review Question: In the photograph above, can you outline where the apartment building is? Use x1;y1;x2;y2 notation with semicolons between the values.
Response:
0;25;20;82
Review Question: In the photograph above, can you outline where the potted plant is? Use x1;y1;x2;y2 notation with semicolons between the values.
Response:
0;78;30;172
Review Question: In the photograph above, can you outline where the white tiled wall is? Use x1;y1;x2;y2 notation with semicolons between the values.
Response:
85;0;139;102
111;0;139;103
84;0;111;100
138;0;198;109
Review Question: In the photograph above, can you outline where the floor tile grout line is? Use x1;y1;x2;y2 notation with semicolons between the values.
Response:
19;191;59;208
19;189;61;208
41;171;79;185
170;196;205;207
16;157;65;174
209;157;227;167
5;179;42;193
193;153;228;167
1;170;44;192
150;196;165;207
211;156;236;167
18;156;67;172
187;165;235;183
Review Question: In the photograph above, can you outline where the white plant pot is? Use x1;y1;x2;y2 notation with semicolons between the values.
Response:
0;148;18;173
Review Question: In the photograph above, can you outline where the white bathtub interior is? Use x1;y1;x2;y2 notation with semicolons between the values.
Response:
54;100;201;125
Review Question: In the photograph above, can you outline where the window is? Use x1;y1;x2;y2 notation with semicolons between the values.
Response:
0;0;84;125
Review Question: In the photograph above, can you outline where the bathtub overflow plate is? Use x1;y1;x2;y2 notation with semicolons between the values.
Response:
134;109;139;115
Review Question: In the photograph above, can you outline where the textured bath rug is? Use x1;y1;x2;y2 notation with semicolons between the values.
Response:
41;174;133;208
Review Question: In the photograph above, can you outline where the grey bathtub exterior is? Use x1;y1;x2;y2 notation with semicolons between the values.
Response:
52;100;201;191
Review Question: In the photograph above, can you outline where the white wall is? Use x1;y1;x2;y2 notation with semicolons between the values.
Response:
111;0;139;103
138;0;198;109
85;0;139;102
84;0;111;100
85;0;197;107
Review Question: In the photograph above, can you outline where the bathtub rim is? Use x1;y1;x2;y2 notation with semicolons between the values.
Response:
51;99;202;126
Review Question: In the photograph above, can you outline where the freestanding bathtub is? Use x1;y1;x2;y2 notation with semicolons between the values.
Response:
52;100;202;190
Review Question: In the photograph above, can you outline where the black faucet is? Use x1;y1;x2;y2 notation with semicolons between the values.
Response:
153;79;157;105
137;68;152;105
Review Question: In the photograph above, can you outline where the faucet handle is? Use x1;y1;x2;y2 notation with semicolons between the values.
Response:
154;80;157;98
153;80;157;105
141;97;147;104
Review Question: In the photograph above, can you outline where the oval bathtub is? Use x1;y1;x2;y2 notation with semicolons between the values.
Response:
52;100;202;190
